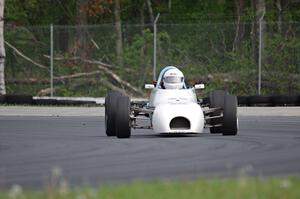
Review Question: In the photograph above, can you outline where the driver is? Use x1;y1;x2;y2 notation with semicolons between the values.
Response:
160;68;184;89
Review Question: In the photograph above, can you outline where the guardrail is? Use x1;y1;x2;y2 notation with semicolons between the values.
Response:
0;95;97;106
237;95;300;106
0;94;300;106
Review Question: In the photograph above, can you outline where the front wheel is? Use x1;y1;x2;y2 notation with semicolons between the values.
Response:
208;90;227;134
222;95;238;136
105;91;122;136
116;95;131;138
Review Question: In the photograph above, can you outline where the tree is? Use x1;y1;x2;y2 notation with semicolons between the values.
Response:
74;0;88;57
256;0;266;64
251;0;266;65
114;0;123;66
275;0;282;33
0;0;5;95
145;0;154;23
233;0;245;51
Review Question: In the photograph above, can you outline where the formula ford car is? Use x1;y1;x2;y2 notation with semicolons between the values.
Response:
105;66;238;138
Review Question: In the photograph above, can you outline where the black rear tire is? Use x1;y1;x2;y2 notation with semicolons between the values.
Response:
116;95;131;139
209;90;227;134
222;95;238;136
105;91;122;136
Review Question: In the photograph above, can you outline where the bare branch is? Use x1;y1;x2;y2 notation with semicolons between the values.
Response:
37;87;57;96
54;71;102;81
7;71;102;84
42;55;144;96
81;58;113;68
97;64;144;96
43;55;113;68
91;39;100;50
5;41;49;71
100;78;124;93
37;78;125;97
7;78;50;84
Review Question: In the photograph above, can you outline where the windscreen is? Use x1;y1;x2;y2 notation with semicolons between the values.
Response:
163;76;183;83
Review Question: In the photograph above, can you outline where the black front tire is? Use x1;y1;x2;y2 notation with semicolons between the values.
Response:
209;90;227;134
116;95;131;139
222;95;238;136
105;91;122;136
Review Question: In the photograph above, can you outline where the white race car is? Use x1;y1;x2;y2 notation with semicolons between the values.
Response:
105;66;238;138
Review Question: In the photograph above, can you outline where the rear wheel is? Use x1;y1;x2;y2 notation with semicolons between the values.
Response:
116;95;131;138
209;90;227;134
222;95;238;136
105;91;122;136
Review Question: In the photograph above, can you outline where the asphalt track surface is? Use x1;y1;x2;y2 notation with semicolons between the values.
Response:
0;114;300;188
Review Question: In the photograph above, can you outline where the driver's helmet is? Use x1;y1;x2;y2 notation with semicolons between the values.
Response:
162;68;184;89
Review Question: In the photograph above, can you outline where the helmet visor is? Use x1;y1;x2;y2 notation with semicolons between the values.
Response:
164;76;183;83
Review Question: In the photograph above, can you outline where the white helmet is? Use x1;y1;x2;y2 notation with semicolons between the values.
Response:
162;68;184;89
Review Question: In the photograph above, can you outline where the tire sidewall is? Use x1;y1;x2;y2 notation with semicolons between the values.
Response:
105;91;122;136
209;90;227;134
223;95;238;136
116;95;131;138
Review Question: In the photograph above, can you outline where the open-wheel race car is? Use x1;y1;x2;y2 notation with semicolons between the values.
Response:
105;66;238;138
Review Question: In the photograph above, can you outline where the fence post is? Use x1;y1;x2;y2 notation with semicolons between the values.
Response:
258;20;262;95
153;13;160;81
50;24;54;97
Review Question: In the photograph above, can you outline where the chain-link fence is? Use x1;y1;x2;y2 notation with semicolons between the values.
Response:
5;25;50;95
4;22;300;97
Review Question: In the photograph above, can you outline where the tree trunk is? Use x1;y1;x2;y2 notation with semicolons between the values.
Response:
58;16;69;52
233;0;245;51
251;0;258;64
256;0;266;63
140;2;145;33
114;0;123;66
168;0;172;13
0;0;5;95
76;0;87;28
139;2;148;86
75;0;88;57
145;0;154;23
275;0;282;33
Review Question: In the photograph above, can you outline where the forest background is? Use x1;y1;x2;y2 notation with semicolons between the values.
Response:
1;0;300;97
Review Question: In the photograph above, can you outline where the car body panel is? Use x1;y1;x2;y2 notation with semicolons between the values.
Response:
152;102;204;133
149;89;197;107
148;87;204;134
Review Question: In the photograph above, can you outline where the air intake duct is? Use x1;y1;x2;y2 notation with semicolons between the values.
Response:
170;117;190;130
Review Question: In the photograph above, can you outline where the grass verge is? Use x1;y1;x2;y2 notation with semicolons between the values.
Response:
0;177;299;199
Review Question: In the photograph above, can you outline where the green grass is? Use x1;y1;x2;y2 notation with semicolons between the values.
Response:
1;177;300;199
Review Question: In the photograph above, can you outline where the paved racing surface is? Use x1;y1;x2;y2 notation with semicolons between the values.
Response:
0;114;300;188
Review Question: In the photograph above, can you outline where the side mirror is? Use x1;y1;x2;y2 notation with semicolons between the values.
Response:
194;84;205;90
145;84;155;89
